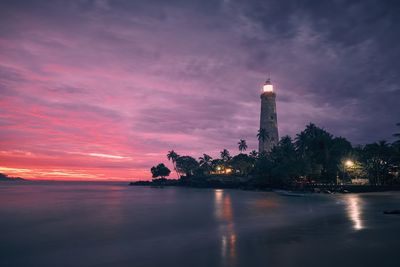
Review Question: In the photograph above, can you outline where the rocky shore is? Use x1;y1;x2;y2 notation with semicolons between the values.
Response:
129;176;400;193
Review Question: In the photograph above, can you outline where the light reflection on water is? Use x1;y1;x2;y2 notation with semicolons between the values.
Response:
214;189;237;266
345;195;364;230
3;184;399;267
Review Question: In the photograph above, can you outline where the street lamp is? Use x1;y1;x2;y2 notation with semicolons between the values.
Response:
343;159;355;184
345;160;354;168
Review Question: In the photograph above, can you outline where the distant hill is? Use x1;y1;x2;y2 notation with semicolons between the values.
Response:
0;173;26;181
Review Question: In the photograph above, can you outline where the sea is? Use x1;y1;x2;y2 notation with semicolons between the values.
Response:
1;181;399;267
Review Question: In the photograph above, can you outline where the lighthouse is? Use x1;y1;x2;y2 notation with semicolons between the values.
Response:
258;78;279;153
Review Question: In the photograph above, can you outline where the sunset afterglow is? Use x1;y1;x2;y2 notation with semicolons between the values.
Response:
1;1;399;181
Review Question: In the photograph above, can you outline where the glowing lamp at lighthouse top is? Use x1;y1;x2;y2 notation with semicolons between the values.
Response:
263;81;274;93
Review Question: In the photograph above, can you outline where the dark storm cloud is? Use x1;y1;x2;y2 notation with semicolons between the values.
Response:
230;0;400;142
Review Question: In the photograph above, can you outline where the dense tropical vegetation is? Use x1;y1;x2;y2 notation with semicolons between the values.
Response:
149;123;400;187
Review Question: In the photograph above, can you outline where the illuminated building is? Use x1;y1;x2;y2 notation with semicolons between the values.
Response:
259;78;279;152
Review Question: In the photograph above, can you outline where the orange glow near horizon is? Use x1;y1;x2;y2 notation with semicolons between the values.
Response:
0;166;149;181
0;149;150;181
0;145;184;181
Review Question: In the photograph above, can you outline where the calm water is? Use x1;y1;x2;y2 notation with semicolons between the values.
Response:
1;182;400;267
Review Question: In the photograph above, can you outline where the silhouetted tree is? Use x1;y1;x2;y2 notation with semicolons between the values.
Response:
231;153;253;176
360;141;396;185
238;139;248;153
249;150;258;159
253;151;274;186
199;154;213;175
176;156;199;177
269;136;301;185
257;128;268;143
150;163;171;179
220;149;231;162
167;150;180;178
327;136;353;180
295;123;337;182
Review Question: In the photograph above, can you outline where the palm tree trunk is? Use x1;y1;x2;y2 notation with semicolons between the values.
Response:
173;162;180;179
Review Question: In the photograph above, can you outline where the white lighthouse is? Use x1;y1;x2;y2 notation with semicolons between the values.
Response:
258;78;279;153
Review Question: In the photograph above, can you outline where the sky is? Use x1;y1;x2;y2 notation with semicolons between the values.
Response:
1;0;400;181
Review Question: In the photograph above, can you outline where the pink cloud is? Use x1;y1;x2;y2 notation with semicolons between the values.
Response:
1;1;399;180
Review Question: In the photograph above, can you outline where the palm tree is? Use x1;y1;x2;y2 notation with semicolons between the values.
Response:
294;131;308;155
238;139;248;153
362;140;393;185
220;149;231;162
167;150;180;178
199;154;213;175
257;128;268;142
199;154;213;167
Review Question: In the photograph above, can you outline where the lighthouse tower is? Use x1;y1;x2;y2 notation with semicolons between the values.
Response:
259;78;279;153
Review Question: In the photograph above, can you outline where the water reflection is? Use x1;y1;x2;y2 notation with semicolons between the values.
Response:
254;197;279;209
103;186;125;226
214;189;237;266
345;195;364;230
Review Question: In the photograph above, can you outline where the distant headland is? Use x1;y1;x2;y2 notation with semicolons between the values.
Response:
0;173;26;182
